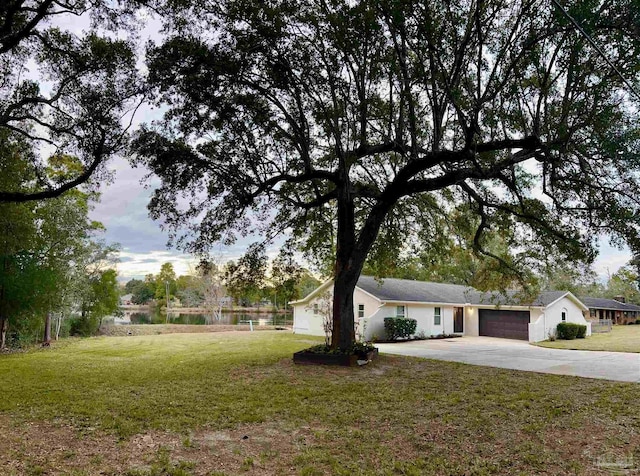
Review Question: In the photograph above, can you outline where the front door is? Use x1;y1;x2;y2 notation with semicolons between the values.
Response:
454;307;464;333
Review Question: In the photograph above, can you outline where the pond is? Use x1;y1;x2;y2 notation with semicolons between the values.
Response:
110;310;292;327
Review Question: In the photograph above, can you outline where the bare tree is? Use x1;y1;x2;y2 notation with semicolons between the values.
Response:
196;259;227;323
306;291;333;347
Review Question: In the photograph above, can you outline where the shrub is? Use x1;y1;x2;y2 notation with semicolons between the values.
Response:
384;317;417;340
636;319;640;325
69;315;101;337
556;322;586;340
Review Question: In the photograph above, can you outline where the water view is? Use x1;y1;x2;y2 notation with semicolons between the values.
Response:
111;310;292;327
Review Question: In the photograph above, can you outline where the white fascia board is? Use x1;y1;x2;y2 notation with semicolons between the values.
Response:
472;304;545;310
545;291;589;312
379;300;545;310
380;300;468;307
290;281;385;307
355;286;383;304
288;278;334;305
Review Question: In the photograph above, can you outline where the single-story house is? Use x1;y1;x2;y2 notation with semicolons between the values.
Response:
290;276;592;343
580;296;640;325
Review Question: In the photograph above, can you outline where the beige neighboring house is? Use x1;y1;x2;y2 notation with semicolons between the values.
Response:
290;276;591;343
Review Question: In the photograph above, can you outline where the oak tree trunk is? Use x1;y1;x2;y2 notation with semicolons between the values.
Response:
331;269;360;350
0;315;6;350
331;178;359;350
330;183;396;350
43;312;51;346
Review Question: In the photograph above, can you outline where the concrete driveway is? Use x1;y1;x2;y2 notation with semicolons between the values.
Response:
375;337;640;383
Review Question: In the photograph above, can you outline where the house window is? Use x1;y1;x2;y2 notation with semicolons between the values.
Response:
434;307;441;326
313;303;318;315
396;305;405;318
561;310;567;321
358;304;365;319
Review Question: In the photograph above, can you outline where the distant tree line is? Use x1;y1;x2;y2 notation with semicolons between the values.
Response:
123;243;321;310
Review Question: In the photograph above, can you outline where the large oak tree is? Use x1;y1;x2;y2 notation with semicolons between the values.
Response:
134;0;640;349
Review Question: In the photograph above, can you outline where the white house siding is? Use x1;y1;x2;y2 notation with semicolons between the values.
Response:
528;297;591;343
464;306;479;336
353;288;383;339
363;304;398;341
530;308;543;324
362;303;459;341
526;308;546;342
292;286;382;338
292;300;325;336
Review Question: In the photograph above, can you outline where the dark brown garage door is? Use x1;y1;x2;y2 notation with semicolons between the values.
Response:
479;309;530;340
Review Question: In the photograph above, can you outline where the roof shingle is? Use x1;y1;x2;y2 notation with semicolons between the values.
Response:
356;276;570;307
579;297;640;311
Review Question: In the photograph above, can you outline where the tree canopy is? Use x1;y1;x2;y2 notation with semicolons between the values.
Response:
0;130;120;346
224;244;269;306
0;0;143;202
134;0;640;349
155;262;177;302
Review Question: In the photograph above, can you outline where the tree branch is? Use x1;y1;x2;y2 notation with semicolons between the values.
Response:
0;0;55;54
0;133;106;203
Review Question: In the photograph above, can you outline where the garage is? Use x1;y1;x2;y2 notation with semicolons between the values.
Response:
479;309;530;340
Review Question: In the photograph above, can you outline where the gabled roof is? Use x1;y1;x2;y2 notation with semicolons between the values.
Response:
291;275;587;310
580;297;640;312
356;276;475;304
471;290;570;307
289;278;333;305
357;276;579;308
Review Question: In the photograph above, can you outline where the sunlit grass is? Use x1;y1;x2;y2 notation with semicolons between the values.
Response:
1;332;321;436
535;325;640;352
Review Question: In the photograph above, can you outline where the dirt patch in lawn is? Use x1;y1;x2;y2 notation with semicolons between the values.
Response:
1;391;638;475
0;415;318;475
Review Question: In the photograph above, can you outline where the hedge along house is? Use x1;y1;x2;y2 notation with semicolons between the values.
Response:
290;276;591;343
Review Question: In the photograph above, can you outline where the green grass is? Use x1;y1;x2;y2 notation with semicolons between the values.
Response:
1;332;318;436
536;324;640;352
0;331;639;475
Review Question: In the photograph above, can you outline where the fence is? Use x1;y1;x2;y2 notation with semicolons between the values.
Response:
238;316;293;328
590;319;612;333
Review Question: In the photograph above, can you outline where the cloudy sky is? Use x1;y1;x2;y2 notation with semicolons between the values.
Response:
89;155;285;281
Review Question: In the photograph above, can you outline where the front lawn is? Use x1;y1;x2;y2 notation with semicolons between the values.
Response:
535;324;640;353
0;331;638;475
